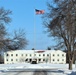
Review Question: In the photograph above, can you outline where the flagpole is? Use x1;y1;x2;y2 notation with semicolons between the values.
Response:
33;8;44;63
33;8;36;61
34;8;36;50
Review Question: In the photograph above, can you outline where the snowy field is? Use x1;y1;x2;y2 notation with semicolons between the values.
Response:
0;63;76;75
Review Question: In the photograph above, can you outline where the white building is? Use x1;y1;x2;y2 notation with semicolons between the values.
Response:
4;50;66;64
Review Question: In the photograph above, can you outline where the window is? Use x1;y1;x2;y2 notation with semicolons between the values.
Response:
11;54;13;56
34;54;36;56
11;59;13;61
57;59;59;61
6;54;9;56
62;59;64;61
6;59;8;61
39;59;41;61
29;59;32;62
21;54;23;56
43;59;45;61
39;54;41;56
53;59;55;61
16;59;18;61
62;54;64;56
16;54;18;56
57;54;59;56
53;54;55;56
47;54;49;56
30;54;31;56
43;54;45;56
26;54;27;56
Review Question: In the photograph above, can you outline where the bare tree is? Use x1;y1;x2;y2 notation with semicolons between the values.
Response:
43;0;76;70
32;48;35;50
47;47;51;50
6;29;28;50
0;7;11;50
0;7;28;51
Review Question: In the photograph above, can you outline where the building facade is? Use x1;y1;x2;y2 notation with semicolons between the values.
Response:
4;50;66;64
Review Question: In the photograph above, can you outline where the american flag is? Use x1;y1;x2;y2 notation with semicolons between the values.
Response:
35;9;45;14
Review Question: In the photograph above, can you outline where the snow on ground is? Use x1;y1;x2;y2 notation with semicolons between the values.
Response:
0;63;76;75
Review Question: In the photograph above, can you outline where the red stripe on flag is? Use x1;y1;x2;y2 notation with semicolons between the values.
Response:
35;9;45;14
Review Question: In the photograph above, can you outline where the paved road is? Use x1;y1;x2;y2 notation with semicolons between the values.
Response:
34;70;47;75
0;71;48;75
0;69;66;75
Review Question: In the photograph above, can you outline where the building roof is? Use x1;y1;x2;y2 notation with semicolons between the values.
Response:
5;50;66;54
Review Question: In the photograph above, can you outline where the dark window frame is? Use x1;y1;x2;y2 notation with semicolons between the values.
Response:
39;59;41;61
11;59;13;61
62;54;64;56
47;54;49;56
6;54;9;56
6;59;8;61
43;54;45;56
39;54;41;56
53;59;55;61
43;59;45;61
16;54;18;56
53;54;55;56
57;59;59;61
11;54;13;56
